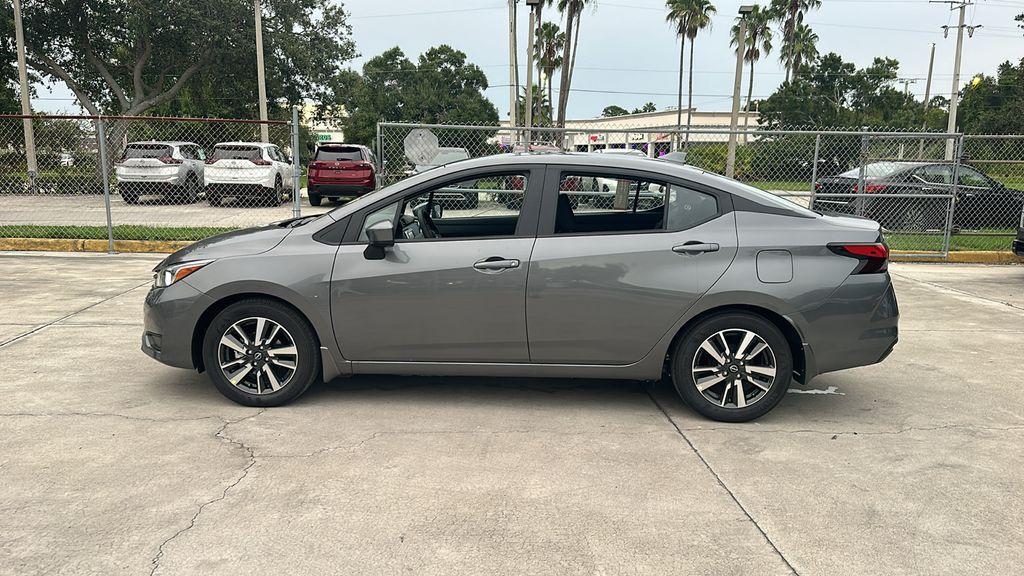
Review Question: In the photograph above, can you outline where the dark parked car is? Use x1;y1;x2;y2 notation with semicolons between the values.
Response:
143;153;898;422
1013;228;1024;257
812;161;1024;231
307;143;378;206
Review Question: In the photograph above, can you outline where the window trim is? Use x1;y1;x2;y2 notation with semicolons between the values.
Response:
537;166;732;238
340;166;545;245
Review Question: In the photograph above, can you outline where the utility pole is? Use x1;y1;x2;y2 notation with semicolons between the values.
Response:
12;0;38;191
726;6;754;179
898;78;918;97
918;42;936;159
508;0;519;142
524;0;541;149
254;0;270;143
934;1;981;160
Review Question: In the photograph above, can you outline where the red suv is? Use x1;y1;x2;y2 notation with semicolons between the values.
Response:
307;143;378;206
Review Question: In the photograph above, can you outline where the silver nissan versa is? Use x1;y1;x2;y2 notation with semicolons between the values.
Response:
142;153;898;422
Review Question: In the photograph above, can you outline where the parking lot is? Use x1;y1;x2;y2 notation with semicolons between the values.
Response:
0;252;1022;575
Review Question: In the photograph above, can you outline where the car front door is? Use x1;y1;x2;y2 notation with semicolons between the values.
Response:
331;167;543;362
526;166;737;365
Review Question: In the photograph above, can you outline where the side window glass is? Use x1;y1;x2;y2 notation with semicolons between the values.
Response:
666;185;719;231
196;147;206;161
396;172;527;240
358;201;400;242
958;167;989;188
555;173;665;235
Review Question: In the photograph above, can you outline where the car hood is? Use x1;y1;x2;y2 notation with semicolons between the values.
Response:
160;226;292;268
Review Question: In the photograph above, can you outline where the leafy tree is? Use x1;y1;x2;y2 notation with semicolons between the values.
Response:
633;102;657;114
780;23;818;77
665;0;716;151
731;5;773;133
534;21;564;125
18;0;355;118
0;7;23;114
602;105;630;117
341;46;499;153
519;85;552;128
959;59;1024;134
555;0;592;129
770;0;821;83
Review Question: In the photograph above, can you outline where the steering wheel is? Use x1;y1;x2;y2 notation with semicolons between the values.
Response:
412;202;440;239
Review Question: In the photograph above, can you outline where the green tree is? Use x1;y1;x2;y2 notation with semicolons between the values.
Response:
780;22;818;77
632;102;657;113
602;105;630;117
666;0;716;151
731;5;773;133
770;0;821;83
959;59;1024;134
555;0;592;129
519;85;552;127
0;7;23;114
534;21;565;126
18;0;354;118
341;46;499;149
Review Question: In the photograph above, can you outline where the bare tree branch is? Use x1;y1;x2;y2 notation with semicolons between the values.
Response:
25;44;100;116
128;46;214;114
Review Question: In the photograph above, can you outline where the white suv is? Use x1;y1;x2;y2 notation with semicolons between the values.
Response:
115;141;206;204
204;142;295;207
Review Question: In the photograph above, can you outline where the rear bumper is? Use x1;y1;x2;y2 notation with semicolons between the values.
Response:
1014;229;1024;257
308;182;375;197
800;273;900;380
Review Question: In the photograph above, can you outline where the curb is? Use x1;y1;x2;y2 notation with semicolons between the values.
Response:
0;238;190;254
892;250;1023;264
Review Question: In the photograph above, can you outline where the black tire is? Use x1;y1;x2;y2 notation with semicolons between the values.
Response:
202;298;321;407
178;175;199;204
308;191;322;206
670;312;793;422
121;185;139;205
267;177;284;206
207;188;221;206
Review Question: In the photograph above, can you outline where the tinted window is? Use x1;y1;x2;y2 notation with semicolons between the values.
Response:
123;144;171;159
212;146;261;161
179;145;196;160
317;146;363;161
958;166;990;188
555;173;666;235
838;162;915;179
358;201;400;242
395;172;526;240
915;165;953;185
666;185;719;231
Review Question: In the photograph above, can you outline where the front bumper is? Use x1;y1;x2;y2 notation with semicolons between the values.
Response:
1013;228;1024;257
142;279;215;370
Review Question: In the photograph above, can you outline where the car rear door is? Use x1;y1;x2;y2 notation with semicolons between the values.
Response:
526;165;737;365
330;165;544;363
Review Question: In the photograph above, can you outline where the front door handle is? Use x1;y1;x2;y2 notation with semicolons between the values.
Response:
672;242;720;255
473;257;520;271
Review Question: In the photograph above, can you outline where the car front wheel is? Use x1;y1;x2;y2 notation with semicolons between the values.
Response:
202;299;321;407
670;312;792;422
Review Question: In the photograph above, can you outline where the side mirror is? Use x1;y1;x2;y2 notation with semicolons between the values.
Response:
430;203;443;219
364;221;395;260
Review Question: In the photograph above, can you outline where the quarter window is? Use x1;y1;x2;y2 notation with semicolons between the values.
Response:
665;185;719;231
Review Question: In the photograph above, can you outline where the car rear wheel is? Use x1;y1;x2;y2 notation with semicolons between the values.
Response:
266;177;284;206
207;188;221;206
178;175;199;204
308;191;322;206
202;299;321;407
121;185;139;204
670;312;792;422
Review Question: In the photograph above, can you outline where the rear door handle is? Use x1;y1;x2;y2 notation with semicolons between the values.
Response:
473;257;520;271
672;242;720;255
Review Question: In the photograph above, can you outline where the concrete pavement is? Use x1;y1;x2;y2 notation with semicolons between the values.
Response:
0;254;1021;575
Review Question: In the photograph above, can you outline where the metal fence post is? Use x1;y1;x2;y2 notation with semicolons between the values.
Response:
855;130;869;216
809;133;821;203
291;106;301;219
95;117;115;254
941;134;963;257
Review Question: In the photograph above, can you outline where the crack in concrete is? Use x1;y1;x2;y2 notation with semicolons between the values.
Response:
0;411;223;423
677;423;1024;436
148;409;264;576
645;387;800;575
0;280;152;348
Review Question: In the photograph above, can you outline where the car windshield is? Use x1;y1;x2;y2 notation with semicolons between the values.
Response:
431;150;470;165
316;146;363;161
212;146;261;161
123;144;171;159
838;162;917;179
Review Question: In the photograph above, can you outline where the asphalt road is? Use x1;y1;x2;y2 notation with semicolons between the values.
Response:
0;254;1022;575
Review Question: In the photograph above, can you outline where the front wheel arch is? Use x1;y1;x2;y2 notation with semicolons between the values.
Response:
666;304;806;384
191;293;320;373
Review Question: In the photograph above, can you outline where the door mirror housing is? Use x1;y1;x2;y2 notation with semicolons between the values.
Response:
364;221;395;260
430;203;443;219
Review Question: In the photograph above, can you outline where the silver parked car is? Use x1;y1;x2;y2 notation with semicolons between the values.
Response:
142;153;899;422
115;141;206;204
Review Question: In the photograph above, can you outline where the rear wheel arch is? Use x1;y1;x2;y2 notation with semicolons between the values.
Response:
191;293;321;373
666;304;806;383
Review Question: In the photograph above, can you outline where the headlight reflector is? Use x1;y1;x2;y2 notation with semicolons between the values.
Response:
154;260;214;288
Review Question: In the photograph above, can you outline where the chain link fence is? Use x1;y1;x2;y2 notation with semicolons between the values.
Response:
0;114;319;246
379;122;1024;258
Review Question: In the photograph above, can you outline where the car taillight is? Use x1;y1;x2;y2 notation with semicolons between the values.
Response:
250;158;271;166
865;184;888;193
814;182;822;190
205;158;219;165
158;156;183;165
829;243;889;274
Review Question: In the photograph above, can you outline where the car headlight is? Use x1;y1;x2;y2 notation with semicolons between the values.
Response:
153;260;214;288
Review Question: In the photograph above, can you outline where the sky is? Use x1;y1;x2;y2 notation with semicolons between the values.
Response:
32;0;1024;119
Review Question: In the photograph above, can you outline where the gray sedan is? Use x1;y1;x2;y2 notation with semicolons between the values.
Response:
142;153;898;422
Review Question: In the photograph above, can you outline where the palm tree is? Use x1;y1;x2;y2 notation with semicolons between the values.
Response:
555;0;590;131
666;0;716;151
781;22;818;78
730;5;773;133
533;0;556;113
518;85;552;129
770;0;821;82
534;22;565;126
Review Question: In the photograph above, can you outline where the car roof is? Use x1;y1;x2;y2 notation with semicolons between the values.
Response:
214;141;275;148
126;141;197;147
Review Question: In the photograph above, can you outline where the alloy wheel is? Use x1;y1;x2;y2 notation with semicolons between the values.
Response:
217;317;298;395
691;328;777;409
